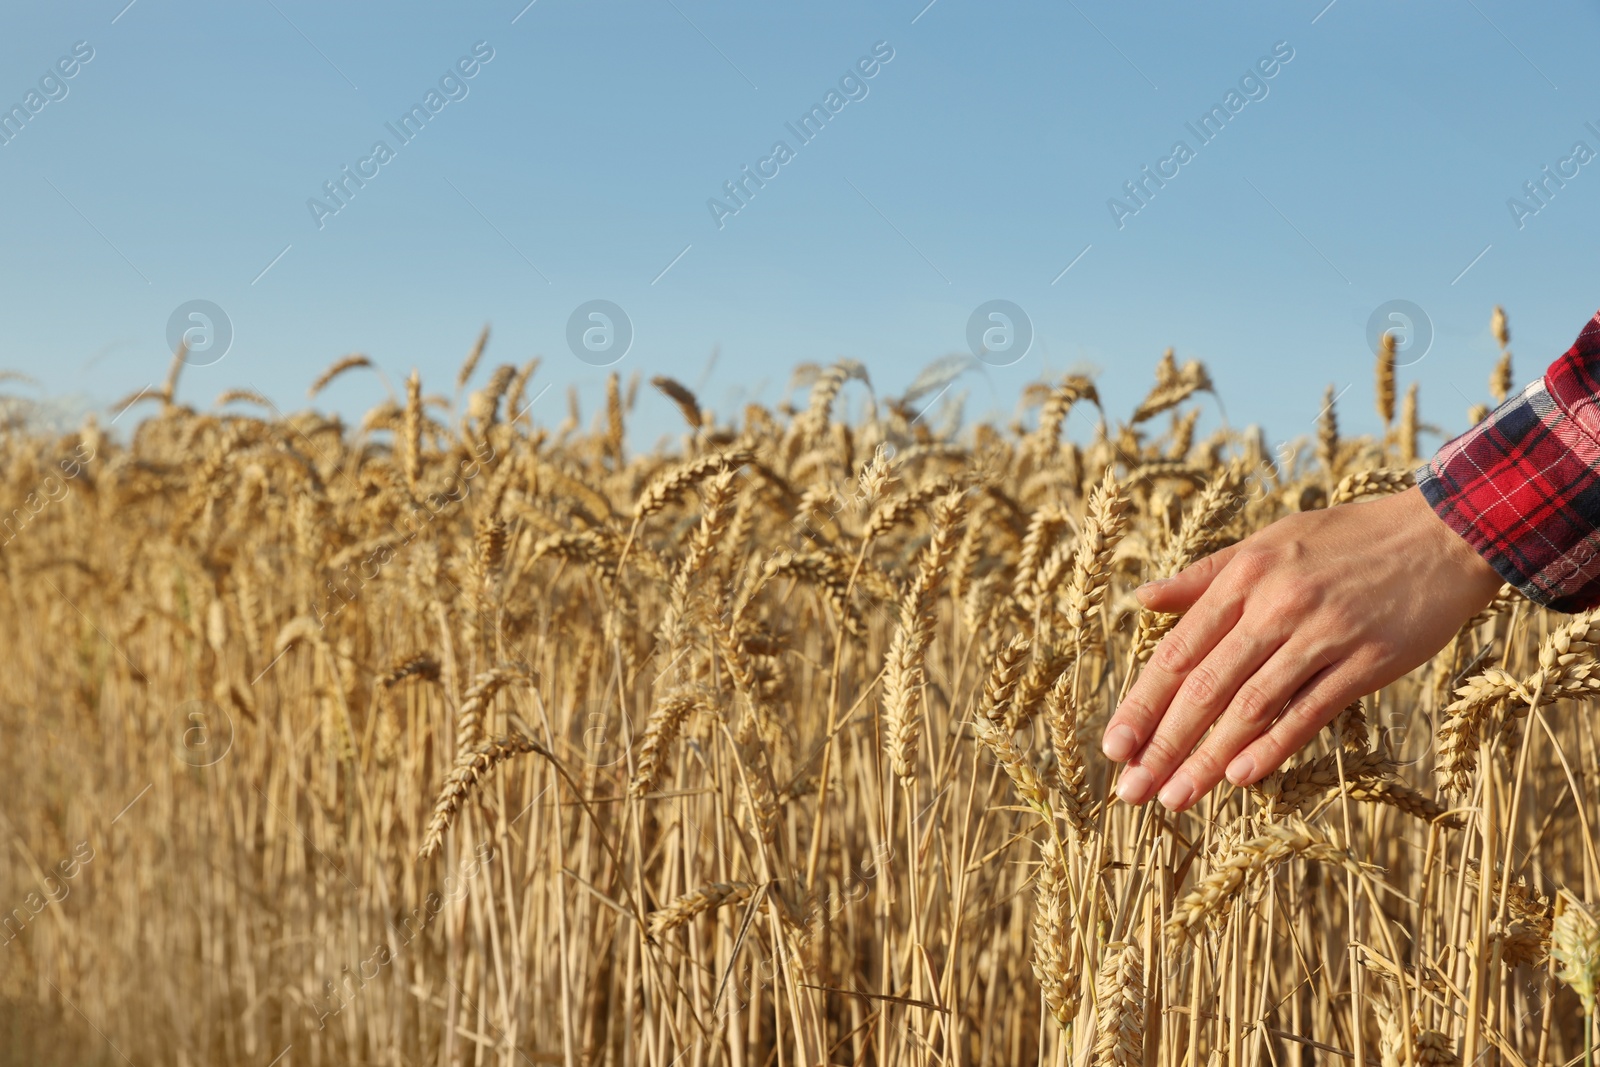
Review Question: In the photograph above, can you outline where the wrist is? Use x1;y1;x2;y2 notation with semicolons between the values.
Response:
1397;486;1504;607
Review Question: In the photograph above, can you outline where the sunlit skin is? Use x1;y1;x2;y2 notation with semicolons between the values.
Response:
1100;486;1506;810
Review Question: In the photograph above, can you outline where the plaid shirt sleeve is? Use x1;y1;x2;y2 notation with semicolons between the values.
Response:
1415;309;1600;613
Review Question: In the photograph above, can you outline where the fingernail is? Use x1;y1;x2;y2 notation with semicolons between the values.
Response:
1226;753;1257;785
1135;578;1171;600
1158;771;1196;811
1102;724;1139;762
1116;766;1154;805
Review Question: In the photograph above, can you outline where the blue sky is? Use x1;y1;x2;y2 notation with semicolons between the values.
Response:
2;0;1597;450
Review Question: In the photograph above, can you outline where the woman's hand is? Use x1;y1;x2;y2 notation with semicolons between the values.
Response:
1100;486;1505;811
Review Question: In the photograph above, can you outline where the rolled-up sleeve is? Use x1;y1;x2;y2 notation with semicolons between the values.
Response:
1415;310;1600;613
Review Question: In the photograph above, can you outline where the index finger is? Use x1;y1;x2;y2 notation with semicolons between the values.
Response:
1101;575;1245;764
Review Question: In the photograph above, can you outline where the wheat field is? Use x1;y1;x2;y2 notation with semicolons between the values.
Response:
0;311;1594;1067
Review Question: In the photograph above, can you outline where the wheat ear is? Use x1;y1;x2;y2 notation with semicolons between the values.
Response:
454;667;528;763
648;881;761;938
1165;819;1363;944
629;691;703;798
883;491;965;782
1092;940;1145;1066
1031;843;1082;1030
420;733;545;859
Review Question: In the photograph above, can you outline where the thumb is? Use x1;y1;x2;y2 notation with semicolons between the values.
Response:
1135;541;1243;613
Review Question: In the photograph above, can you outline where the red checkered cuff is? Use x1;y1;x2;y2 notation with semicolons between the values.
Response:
1415;310;1600;613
